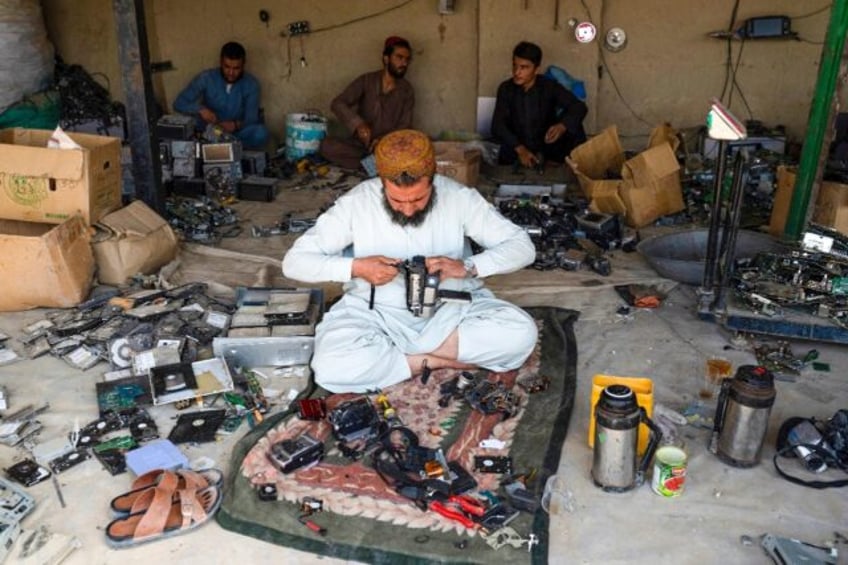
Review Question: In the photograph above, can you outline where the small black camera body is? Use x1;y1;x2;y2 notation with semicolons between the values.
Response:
268;433;324;474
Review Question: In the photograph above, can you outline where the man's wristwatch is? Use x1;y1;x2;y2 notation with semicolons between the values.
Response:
463;258;477;278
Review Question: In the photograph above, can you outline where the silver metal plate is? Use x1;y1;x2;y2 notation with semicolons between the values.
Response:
212;336;314;368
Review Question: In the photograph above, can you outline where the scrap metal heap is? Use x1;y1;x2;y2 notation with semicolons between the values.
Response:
165;195;240;244
731;223;848;327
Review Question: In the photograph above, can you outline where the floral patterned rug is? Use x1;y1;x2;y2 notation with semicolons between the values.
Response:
217;307;578;565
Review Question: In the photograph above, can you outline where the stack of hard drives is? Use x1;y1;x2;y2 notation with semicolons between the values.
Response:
228;287;323;338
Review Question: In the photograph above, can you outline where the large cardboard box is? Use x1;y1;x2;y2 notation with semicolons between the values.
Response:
772;166;848;236
0;215;94;311
91;200;179;285
0;128;122;225
567;125;685;227
434;141;482;187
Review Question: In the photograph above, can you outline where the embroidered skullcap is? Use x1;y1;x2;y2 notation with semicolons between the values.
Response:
374;129;435;180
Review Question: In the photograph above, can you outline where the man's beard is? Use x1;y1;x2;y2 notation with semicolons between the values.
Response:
382;189;436;227
387;62;407;79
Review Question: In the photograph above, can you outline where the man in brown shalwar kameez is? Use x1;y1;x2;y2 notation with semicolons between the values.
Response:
319;36;415;170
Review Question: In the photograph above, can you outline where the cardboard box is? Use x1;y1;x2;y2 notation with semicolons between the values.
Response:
813;179;848;234
769;165;796;237
0;215;94;311
567;125;685;227
91;200;179;285
433;141;482;187
0;128;122;225
773;166;848;236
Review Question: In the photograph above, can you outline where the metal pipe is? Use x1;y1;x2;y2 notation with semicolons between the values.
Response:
784;0;848;240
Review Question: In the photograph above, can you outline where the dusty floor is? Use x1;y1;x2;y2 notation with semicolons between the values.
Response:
0;168;845;564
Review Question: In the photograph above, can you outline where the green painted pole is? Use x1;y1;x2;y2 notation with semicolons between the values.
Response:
785;0;848;240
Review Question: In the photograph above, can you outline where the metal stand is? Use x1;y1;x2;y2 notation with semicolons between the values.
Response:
713;151;748;313
697;140;728;318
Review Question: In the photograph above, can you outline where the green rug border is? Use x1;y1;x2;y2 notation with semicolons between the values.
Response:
216;306;579;564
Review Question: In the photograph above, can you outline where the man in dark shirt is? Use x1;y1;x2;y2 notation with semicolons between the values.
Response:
320;36;415;170
491;41;587;168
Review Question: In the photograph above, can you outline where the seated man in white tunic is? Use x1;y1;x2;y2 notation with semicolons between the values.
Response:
282;129;538;393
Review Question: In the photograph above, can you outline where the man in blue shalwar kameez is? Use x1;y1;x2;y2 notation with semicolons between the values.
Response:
174;41;269;149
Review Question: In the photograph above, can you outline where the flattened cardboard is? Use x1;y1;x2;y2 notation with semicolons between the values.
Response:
567;124;684;227
0;128;121;225
0;215;94;311
91;200;178;285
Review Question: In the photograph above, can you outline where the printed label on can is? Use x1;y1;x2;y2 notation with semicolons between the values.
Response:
652;445;687;497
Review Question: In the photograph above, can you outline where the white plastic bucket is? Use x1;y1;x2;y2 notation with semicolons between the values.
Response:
285;112;327;161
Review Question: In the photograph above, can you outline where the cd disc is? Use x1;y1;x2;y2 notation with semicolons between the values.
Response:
109;338;133;368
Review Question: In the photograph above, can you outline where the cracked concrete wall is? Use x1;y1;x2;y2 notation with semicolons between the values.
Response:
42;0;833;150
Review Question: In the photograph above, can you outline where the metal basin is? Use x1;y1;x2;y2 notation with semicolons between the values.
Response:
637;229;785;285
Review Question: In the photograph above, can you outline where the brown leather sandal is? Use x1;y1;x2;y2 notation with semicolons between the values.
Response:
104;484;222;548
109;468;223;515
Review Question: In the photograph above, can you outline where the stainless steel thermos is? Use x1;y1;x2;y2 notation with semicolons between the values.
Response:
592;384;661;492
710;365;776;467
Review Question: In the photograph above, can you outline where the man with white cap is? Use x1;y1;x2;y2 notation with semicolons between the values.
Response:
283;129;537;393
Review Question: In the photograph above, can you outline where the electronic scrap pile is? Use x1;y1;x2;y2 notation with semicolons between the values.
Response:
157;114;276;204
732;223;848;326
259;368;554;552
495;191;637;276
0;284;318;488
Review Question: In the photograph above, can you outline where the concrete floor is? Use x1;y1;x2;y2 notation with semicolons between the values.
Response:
0;174;845;564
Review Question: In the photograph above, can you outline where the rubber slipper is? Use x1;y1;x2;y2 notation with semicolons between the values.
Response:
105;484;222;548
109;468;223;515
